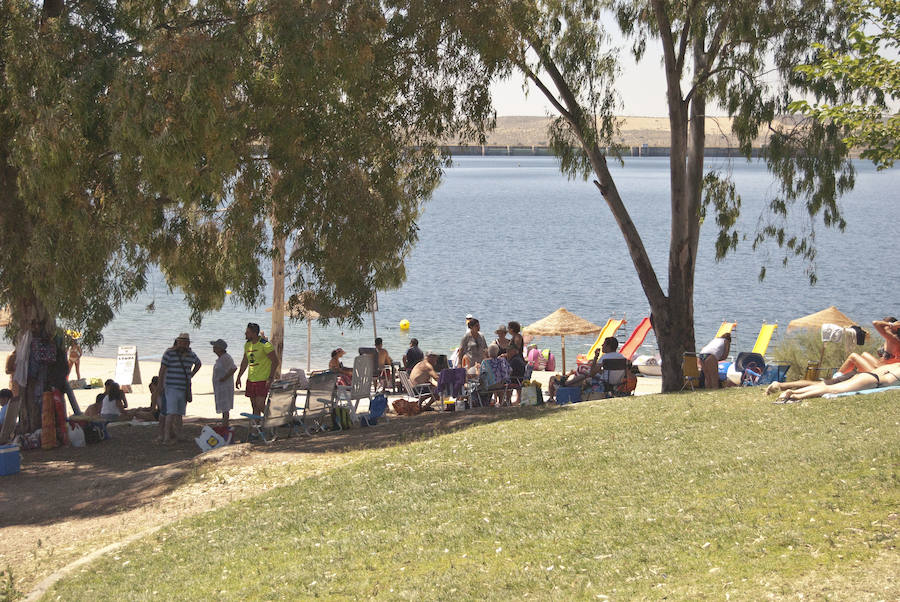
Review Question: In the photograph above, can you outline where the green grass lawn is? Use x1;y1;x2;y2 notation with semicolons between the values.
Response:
49;387;899;600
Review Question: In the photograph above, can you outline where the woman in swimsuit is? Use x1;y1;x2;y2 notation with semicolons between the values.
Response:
836;317;900;374
775;363;900;402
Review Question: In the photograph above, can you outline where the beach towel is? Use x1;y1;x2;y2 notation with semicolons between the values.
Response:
437;368;466;398
821;323;844;343
822;385;900;398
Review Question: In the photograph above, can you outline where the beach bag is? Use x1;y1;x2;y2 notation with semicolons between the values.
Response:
82;422;106;444
195;425;227;452
67;423;86;447
211;425;234;444
392;399;421;416
331;406;352;429
521;384;543;406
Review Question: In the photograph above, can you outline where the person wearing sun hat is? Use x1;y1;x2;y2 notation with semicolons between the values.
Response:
492;325;509;356
210;339;237;427
157;332;201;445
329;347;353;385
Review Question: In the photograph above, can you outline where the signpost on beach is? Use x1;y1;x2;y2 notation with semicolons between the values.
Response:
115;345;141;388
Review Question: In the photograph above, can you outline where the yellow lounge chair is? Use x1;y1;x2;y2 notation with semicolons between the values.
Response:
715;321;737;338
751;323;778;355
584;318;626;359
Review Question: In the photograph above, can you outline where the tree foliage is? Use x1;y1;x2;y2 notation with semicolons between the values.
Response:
455;0;860;390
0;0;497;345
790;0;899;169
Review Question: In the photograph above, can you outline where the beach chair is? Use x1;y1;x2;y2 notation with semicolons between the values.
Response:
336;355;375;420
732;352;766;386
751;323;778;356
398;370;433;406
715;321;737;338
582;318;627;361
598;358;630;396
241;383;297;444
757;363;790;386
297;371;339;435
681;352;701;391
620;317;653;361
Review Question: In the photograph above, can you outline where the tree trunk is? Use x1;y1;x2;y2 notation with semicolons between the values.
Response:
12;295;54;432
271;229;285;380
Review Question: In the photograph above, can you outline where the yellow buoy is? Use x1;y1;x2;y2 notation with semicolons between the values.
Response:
225;289;233;295
399;319;410;330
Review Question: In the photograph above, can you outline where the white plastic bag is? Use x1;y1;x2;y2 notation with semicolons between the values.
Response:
195;425;226;452
67;423;86;447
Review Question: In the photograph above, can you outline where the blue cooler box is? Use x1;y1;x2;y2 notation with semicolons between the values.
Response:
0;444;21;476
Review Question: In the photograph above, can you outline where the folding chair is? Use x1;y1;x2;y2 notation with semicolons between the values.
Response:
758;363;790;386
682;352;701;391
241;383;298;444
599;358;630;397
336;355;375;420
398;370;434;406
297;372;339;435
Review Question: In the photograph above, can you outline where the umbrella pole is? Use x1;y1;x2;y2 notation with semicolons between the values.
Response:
561;335;566;373
307;318;312;373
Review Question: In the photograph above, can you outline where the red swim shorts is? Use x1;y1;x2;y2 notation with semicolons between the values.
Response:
245;380;270;398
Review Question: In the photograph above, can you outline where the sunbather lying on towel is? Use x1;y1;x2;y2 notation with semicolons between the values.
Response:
774;363;900;403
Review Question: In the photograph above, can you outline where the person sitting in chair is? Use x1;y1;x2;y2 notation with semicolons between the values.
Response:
409;353;440;408
587;337;627;397
329;348;353;386
402;338;424;371
698;332;731;389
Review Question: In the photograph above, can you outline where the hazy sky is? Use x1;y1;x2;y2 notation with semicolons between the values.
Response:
491;30;670;117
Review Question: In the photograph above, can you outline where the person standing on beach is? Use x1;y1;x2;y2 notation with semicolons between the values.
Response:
698;332;730;389
158;333;202;445
459;318;488;375
235;322;278;415
210;339;237;427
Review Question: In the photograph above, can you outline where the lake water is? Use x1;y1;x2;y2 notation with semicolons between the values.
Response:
5;156;896;370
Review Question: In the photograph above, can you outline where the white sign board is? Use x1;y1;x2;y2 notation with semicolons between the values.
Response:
115;345;141;386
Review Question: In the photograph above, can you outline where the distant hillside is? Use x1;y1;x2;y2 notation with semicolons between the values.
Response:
459;115;774;148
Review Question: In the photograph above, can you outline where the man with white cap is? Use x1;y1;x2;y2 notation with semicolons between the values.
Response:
157;332;201;445
210;339;237;427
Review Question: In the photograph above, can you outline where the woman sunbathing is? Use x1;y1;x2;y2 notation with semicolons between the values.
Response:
774;363;900;403
835;317;900;374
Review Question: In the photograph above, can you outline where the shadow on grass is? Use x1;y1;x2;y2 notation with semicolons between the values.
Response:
1;400;582;528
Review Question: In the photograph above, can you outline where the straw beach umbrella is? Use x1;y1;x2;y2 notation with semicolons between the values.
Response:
523;308;603;373
786;306;857;332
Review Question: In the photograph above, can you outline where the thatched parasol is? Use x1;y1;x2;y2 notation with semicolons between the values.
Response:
522;308;603;372
267;291;347;372
787;306;857;332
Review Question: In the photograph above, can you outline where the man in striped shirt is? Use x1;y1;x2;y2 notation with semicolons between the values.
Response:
158;332;202;445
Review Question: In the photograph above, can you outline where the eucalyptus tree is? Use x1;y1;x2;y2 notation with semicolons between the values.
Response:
0;0;494;341
790;0;899;168
462;0;859;390
0;0;495;430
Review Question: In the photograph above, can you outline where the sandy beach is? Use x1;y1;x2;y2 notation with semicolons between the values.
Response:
1;351;662;422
